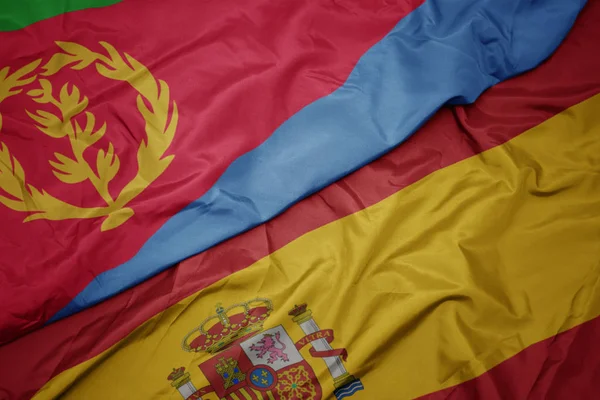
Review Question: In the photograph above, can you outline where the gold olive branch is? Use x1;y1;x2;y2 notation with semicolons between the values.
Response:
0;59;42;133
0;42;178;231
0;62;114;222
0;58;111;220
0;142;89;221
26;79;117;206
0;60;66;217
0;59;41;104
40;41;178;230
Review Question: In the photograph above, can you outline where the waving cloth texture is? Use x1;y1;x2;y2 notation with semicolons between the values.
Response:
0;0;423;343
0;0;587;346
28;90;600;400
54;0;586;322
0;1;599;398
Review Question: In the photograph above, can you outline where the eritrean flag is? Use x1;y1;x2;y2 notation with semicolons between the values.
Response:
1;0;599;399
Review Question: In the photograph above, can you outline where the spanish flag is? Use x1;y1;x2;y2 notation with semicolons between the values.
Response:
1;0;599;399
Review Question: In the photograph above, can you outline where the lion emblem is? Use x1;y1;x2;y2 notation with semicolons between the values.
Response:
249;331;290;364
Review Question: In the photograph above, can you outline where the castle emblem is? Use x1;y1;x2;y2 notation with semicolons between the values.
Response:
168;298;364;400
215;357;245;389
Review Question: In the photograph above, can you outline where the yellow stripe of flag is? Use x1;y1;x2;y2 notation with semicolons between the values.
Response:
34;94;600;400
251;388;266;400
239;388;254;400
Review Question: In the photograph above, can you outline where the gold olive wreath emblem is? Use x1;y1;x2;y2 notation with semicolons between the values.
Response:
0;42;178;231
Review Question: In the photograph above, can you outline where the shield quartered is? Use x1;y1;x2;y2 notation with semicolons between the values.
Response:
199;325;322;400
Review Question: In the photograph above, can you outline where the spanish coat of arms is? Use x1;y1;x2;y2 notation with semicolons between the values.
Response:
167;298;364;400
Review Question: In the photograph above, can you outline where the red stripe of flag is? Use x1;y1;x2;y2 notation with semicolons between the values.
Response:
419;315;600;399
0;0;424;343
2;1;600;398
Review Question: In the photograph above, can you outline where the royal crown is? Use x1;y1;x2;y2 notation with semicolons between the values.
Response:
288;303;313;324
167;367;186;381
182;298;273;354
288;303;308;317
167;366;193;389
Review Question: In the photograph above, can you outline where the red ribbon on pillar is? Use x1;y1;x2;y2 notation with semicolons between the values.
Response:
190;385;214;399
295;329;348;361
